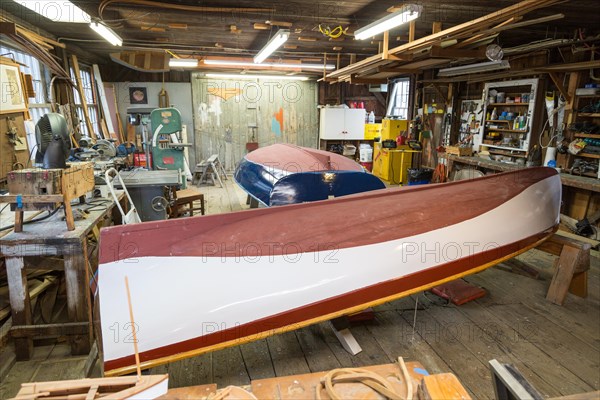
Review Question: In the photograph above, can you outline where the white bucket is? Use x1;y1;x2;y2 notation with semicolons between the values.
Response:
544;146;557;166
359;147;373;162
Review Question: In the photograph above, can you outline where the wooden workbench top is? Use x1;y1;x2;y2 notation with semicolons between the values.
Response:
0;193;122;248
443;154;600;193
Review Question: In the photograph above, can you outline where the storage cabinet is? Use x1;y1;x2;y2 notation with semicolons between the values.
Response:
319;108;365;140
565;91;600;177
474;78;541;159
372;143;417;185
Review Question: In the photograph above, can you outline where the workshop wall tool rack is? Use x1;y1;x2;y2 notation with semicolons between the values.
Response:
476;78;543;160
4;162;95;232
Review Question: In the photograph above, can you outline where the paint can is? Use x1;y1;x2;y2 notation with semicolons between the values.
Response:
359;144;373;162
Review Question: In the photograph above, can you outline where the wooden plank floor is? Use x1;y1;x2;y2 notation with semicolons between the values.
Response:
1;178;598;399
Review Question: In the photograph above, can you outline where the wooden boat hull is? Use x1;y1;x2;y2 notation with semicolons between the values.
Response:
234;143;385;206
98;167;561;376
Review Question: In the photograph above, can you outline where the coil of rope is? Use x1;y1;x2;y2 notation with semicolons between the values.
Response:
316;357;413;400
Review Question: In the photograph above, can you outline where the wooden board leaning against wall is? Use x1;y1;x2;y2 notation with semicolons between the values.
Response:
0;56;31;183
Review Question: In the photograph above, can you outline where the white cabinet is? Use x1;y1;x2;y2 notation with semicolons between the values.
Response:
319;108;365;140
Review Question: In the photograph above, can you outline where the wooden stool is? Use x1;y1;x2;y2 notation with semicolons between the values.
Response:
536;233;591;305
170;188;205;218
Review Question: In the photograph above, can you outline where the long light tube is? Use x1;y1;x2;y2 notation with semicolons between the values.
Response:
89;20;123;46
354;4;422;40
204;59;334;70
205;73;309;81
169;58;199;68
437;60;511;77
254;29;290;64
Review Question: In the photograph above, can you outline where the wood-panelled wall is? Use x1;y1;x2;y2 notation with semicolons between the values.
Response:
191;75;318;171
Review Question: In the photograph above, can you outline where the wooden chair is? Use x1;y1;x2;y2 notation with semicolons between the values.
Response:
169;188;205;218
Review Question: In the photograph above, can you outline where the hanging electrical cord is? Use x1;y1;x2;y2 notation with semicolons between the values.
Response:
98;0;274;20
0;206;63;232
318;24;348;39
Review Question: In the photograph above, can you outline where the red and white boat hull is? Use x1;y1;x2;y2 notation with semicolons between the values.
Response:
98;168;561;375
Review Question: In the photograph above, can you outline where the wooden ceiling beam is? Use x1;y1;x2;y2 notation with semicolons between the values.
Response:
350;74;387;84
429;46;486;59
547;72;571;103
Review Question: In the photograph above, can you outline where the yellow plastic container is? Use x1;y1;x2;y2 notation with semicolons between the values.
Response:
364;123;382;140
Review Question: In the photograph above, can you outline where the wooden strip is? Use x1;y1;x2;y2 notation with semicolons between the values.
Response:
419;373;471;399
10;321;89;338
92;65;115;135
327;0;561;79
548;72;571;103
536;60;600;72
15;26;66;49
71;55;97;141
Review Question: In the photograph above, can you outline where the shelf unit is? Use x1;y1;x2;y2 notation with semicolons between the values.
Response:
474;78;542;158
562;87;600;177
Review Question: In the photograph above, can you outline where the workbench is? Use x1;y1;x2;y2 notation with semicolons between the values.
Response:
443;154;600;192
0;194;122;360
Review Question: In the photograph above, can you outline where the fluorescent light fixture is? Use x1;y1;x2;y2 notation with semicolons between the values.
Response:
437;60;511;77
254;29;290;64
13;0;90;23
169;58;199;68
204;59;335;70
205;73;309;81
89;21;123;46
354;4;422;40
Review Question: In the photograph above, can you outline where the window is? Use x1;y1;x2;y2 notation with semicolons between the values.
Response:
386;78;410;119
0;45;52;122
70;66;99;138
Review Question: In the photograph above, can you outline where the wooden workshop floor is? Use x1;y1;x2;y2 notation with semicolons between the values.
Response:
1;178;598;399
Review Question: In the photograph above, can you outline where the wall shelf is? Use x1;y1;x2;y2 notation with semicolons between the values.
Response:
573;133;600;139
488;128;528;134
578;152;600;159
489;102;529;106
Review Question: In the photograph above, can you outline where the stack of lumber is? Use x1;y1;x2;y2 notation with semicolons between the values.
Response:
326;0;564;83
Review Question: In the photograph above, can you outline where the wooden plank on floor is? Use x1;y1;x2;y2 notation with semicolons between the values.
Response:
239;339;276;380
267;331;310;377
166;353;213;388
468;268;599;348
419;295;565;397
483;302;599;389
406;297;494;397
295;324;341;373
369;307;452;376
454;292;594;396
211;347;250;387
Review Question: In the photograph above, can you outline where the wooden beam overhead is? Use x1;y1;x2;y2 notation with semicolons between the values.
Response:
350;74;387;84
253;23;269;30
327;0;564;81
266;20;293;27
536;60;600;72
429;46;486;59
547;72;571;103
408;20;416;42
